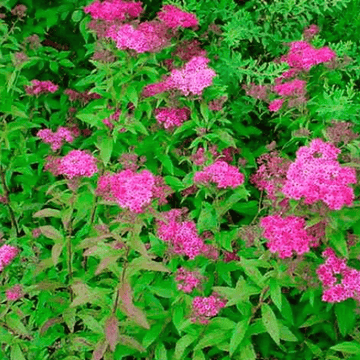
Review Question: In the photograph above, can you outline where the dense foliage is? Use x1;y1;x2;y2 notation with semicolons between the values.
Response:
1;0;360;359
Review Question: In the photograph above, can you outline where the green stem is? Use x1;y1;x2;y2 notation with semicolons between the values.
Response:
67;192;76;302
112;245;130;314
0;165;19;236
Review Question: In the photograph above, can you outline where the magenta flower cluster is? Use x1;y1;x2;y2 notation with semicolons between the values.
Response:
175;267;202;293
191;292;227;324
157;5;198;29
156;209;212;260
280;40;336;72
106;21;172;54
25;80;58;95
0;245;18;272
282;139;357;210
154;107;190;129
84;0;143;21
316;248;360;303
97;169;170;213
194;160;245;189
37;127;77;151
143;56;216;97
6;284;23;301
45;150;98;179
260;215;317;259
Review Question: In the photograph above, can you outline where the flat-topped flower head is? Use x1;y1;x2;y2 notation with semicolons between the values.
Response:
84;0;143;21
157;5;198;29
25;80;58;95
260;215;316;258
0;245;19;272
194;160;244;189
282;139;357;210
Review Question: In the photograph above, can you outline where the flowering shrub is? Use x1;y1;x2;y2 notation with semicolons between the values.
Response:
0;0;360;359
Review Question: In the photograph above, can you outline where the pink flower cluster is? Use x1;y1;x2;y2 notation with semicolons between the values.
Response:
281;139;357;210
25;80;58;95
6;284;23;301
260;215;317;259
106;21;172;53
273;79;307;96
143;56;216;97
45;150;98;179
316;248;360;303
154;107;190;129
191;147;207;166
97;169;171;213
175;267;202;293
84;0;143;21
156;209;213;260
280;40;336;71
167;56;217;96
157;5;198;29
0;245;18;272
194;160;244;189
191;292;227;324
37;127;77;151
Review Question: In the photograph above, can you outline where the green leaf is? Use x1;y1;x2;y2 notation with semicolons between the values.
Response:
329;228;348;258
97;137;113;166
335;301;356;337
193;330;229;351
261;303;280;346
197;201;218;233
174;334;197;360
213;129;237;148
200;101;209;121
126;85;138;107
229;318;249;356
11;344;26;360
269;278;282;311
164;176;184;191
72;10;83;22
156;154;174;175
305;340;323;357
79;314;103;334
155;342;167;360
330;342;360;354
39;225;63;242
60;59;75;68
239;341;256;360
76;113;102;128
279;323;297;342
120;335;146;353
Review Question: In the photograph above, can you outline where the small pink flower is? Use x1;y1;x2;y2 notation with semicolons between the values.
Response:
268;99;284;112
0;245;19;272
25;80;58;95
157;5;198;29
175;267;202;293
194;160;245;189
6;284;23;301
191;293;227;324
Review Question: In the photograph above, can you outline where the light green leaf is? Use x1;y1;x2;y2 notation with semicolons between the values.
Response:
11;344;26;360
71;10;83;22
174;334;197;360
126;85;138;107
230;318;249;356
33;208;61;218
97;137;113;166
269;278;282;311
197;201;218;233
261;303;280;345
193;331;229;351
335;301;356;337
330;342;360;354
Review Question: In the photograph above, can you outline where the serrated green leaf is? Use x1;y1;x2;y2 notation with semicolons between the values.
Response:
261;303;280;345
126;85;138;107
335;301;356;337
174;334;197;360
269;278;282;311
193;330;229;351
164;176;184;191
197;201;218;233
11;344;26;360
97;137;113;166
330;342;360;354
229;318;249;356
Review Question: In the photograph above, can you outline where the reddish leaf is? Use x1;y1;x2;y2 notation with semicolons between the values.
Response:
92;339;108;360
105;315;119;352
118;282;150;329
33;208;61;218
39;225;63;242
